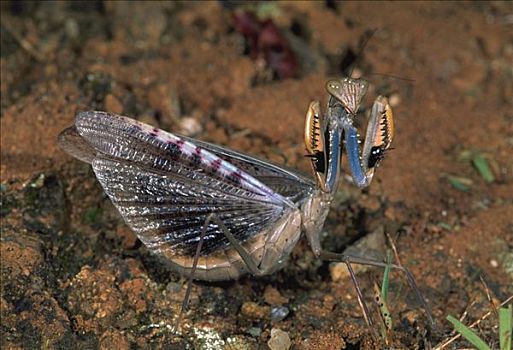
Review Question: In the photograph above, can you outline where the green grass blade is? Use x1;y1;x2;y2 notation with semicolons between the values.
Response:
472;154;495;183
499;305;512;350
437;222;452;230
446;315;491;350
381;251;392;301
448;176;473;192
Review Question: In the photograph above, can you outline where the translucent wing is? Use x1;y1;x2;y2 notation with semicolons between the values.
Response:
59;121;315;202
92;156;284;255
62;111;295;256
179;135;315;203
58;126;95;163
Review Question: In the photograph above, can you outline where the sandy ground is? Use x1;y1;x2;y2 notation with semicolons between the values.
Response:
1;2;512;349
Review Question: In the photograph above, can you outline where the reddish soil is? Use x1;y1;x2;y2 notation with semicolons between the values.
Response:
1;2;512;349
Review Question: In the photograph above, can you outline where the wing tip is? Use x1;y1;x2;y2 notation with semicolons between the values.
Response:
57;125;96;163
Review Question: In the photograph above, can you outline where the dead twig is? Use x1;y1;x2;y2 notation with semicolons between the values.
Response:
479;275;499;320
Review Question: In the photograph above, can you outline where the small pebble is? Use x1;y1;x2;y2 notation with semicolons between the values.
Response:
166;282;181;293
247;327;262;337
179;116;203;136
267;328;291;350
270;306;289;322
389;93;401;107
490;259;499;268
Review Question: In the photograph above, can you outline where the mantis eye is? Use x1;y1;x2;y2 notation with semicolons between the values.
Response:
326;81;341;91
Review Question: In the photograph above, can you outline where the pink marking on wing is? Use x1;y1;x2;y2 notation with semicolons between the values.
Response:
226;170;242;185
112;113;288;206
175;139;185;150
232;170;243;178
210;158;222;170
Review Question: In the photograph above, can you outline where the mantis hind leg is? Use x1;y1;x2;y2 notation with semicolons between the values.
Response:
318;250;433;342
319;250;433;324
173;213;268;332
209;214;269;277
306;228;433;338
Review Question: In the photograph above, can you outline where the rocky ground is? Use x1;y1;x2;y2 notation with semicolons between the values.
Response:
1;2;512;349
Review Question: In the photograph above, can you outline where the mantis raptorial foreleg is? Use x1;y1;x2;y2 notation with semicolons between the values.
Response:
305;78;394;191
344;96;394;188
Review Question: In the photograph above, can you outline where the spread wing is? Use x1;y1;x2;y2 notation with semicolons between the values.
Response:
59;111;298;256
179;136;315;203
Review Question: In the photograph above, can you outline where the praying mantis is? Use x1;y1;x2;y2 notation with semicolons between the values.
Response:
59;75;431;336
